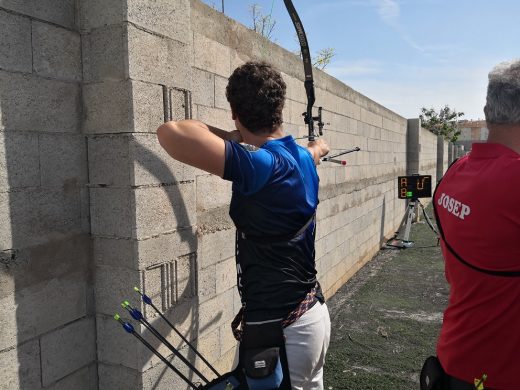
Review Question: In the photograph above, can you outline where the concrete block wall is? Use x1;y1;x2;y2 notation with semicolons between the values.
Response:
0;3;96;389
0;0;452;388
80;0;214;388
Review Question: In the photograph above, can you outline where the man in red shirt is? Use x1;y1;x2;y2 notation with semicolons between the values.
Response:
429;59;520;389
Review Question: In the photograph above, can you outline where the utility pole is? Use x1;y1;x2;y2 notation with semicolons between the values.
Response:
222;0;225;13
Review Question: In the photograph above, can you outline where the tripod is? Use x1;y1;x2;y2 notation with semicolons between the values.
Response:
385;198;439;249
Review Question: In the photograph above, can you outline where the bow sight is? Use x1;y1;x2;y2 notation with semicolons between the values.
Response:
283;0;360;164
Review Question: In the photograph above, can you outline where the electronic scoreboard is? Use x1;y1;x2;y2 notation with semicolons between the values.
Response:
397;175;432;199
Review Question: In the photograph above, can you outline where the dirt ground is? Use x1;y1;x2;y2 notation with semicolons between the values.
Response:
323;206;448;390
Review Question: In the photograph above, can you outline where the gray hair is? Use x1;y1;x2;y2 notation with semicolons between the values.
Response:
484;59;520;125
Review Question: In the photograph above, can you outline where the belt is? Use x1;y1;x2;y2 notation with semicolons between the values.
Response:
231;285;319;342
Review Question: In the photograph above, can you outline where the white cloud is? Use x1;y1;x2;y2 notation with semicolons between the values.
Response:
372;0;426;54
375;0;400;23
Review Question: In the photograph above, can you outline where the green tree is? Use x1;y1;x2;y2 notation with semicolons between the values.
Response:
312;47;336;70
419;105;465;142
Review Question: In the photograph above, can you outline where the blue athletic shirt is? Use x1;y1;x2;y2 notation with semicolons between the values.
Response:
223;135;323;322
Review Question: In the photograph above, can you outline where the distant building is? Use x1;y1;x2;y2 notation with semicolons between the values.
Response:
455;120;488;151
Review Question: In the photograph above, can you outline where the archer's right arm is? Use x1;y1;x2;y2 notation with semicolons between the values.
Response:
157;120;240;178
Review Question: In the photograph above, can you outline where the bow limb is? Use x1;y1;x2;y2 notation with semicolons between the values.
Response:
283;0;316;141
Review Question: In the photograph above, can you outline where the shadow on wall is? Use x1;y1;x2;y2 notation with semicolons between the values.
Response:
0;83;224;390
130;142;225;389
0;68;96;388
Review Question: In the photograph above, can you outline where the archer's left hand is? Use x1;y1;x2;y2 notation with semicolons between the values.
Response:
307;138;330;165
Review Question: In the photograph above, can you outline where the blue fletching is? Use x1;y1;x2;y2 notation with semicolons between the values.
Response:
130;308;143;321
123;322;134;334
142;294;152;305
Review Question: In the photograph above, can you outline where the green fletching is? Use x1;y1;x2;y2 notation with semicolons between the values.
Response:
114;314;121;321
134;286;140;293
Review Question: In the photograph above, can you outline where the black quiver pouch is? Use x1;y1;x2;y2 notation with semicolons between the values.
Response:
239;320;291;390
201;366;245;390
420;356;447;390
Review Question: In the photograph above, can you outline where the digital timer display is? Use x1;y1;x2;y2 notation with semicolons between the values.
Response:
397;175;432;199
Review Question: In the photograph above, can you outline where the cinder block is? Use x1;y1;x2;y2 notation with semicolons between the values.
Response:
94;236;137;268
133;183;196;239
196;174;232;212
193;32;231;78
192;68;215;107
0;132;40;189
88;135;132;185
32;21;81;81
197;264;216;303
230;49;250;72
165;87;191;121
90;187;133;238
0;339;41;389
84;80;163;135
214;75;229;110
96;314;143;370
136;228;197;269
0;0;76;28
83;81;133;134
214;344;238;376
0;276;87;350
0;188;83;249
197;229;235;270
197;289;234;335
195;106;234;131
82;24;127;82
127;0;191;44
46;364;97;390
79;0;126;31
0;233;90;300
40;318;96;386
0;10;32;73
132;81;164;133
141;352;193;390
98;363;140;390
0;71;80;133
175;253;197;303
192;327;219;370
94;264;141;316
127;24;191;90
218;320;238;356
215;257;236;294
141;258;196;315
131;134;197;186
40;134;87;187
37;187;83;238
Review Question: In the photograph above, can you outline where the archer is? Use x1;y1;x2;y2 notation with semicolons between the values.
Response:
157;61;331;389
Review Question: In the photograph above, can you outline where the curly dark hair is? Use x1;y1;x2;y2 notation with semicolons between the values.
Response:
226;61;286;134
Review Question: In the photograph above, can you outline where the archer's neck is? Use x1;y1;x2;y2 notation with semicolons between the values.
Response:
487;124;520;154
241;126;285;148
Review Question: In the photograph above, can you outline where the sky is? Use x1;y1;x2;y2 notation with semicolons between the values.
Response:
200;0;520;120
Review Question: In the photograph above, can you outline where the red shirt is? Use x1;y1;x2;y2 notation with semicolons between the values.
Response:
434;143;520;389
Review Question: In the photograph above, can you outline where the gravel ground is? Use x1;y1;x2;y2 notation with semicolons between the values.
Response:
324;206;448;390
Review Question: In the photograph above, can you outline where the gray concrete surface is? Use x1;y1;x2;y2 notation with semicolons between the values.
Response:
324;207;448;389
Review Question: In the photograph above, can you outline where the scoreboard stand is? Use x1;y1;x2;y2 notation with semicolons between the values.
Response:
385;174;436;249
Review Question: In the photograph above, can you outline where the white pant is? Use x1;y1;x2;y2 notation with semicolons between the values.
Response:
284;302;331;390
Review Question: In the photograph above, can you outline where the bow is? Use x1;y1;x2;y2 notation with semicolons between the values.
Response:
283;0;360;164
